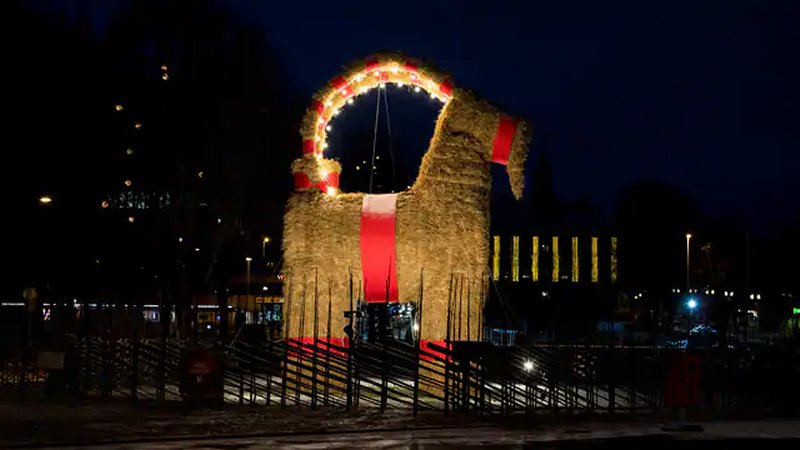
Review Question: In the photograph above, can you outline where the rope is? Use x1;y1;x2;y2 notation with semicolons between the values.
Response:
382;87;397;192
368;88;381;194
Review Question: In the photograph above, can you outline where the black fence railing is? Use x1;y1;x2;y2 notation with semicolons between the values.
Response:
3;334;800;417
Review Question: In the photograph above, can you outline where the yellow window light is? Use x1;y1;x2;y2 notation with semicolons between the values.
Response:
492;235;500;280
591;236;599;283
511;236;520;282
572;237;579;283
610;236;618;284
532;236;539;282
552;236;560;282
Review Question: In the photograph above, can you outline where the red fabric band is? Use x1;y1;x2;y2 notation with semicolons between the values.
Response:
318;172;339;192
302;139;316;155
420;340;452;362
312;100;324;116
491;115;517;165
360;194;399;303
403;62;418;73
331;76;354;97
365;59;380;73
438;80;453;97
290;337;349;358
293;172;311;190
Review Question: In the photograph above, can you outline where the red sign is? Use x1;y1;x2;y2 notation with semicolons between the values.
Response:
664;352;702;407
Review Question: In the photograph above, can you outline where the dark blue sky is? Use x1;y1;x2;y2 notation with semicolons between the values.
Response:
227;1;799;226
35;0;800;227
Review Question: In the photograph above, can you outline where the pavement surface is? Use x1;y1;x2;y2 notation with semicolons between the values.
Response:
3;401;800;448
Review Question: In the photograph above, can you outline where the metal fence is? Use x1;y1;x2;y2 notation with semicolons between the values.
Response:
4;333;800;417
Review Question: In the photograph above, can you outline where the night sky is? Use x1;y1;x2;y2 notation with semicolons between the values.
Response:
25;0;800;226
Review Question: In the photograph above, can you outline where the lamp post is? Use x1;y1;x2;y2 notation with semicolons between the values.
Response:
262;236;270;259
245;257;252;298
245;257;253;326
685;233;692;293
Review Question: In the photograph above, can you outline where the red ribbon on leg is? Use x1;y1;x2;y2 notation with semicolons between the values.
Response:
491;115;517;165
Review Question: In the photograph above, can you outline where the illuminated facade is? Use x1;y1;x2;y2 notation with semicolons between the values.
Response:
591;237;599;283
511;236;520;282
493;235;501;280
490;234;618;284
552;237;560;282
531;236;539;282
571;237;579;282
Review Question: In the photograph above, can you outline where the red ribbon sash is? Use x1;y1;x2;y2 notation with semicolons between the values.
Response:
360;194;399;303
491;115;517;165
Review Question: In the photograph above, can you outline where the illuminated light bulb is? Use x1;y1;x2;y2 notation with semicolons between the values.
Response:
162;73;169;80
124;179;132;187
356;166;360;170
322;142;329;149
410;74;417;80
326;186;337;196
326;125;332;131
318;117;324;124
101;200;109;209
354;74;364;82
315;136;321;142
320;170;329;179
161;65;168;71
178;237;183;243
376;155;380;160
413;86;421;93
128;216;135;223
194;247;200;252
373;70;381;77
114;104;123;111
198;171;204;179
379;83;386;89
126;148;133;155
523;360;534;372
347;98;354;104
325;100;333;107
397;82;404;87
430;92;436;99
333;109;340;116
134;122;142;129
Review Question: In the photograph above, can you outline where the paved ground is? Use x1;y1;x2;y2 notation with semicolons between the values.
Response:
18;422;800;449
3;400;800;448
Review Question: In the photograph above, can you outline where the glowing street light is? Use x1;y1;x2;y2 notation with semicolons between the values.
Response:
245;257;253;298
523;360;534;372
687;298;698;310
262;236;271;258
685;233;692;292
39;195;53;205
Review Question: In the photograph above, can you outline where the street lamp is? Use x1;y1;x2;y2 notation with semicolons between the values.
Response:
262;236;271;259
245;257;252;298
685;233;692;292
